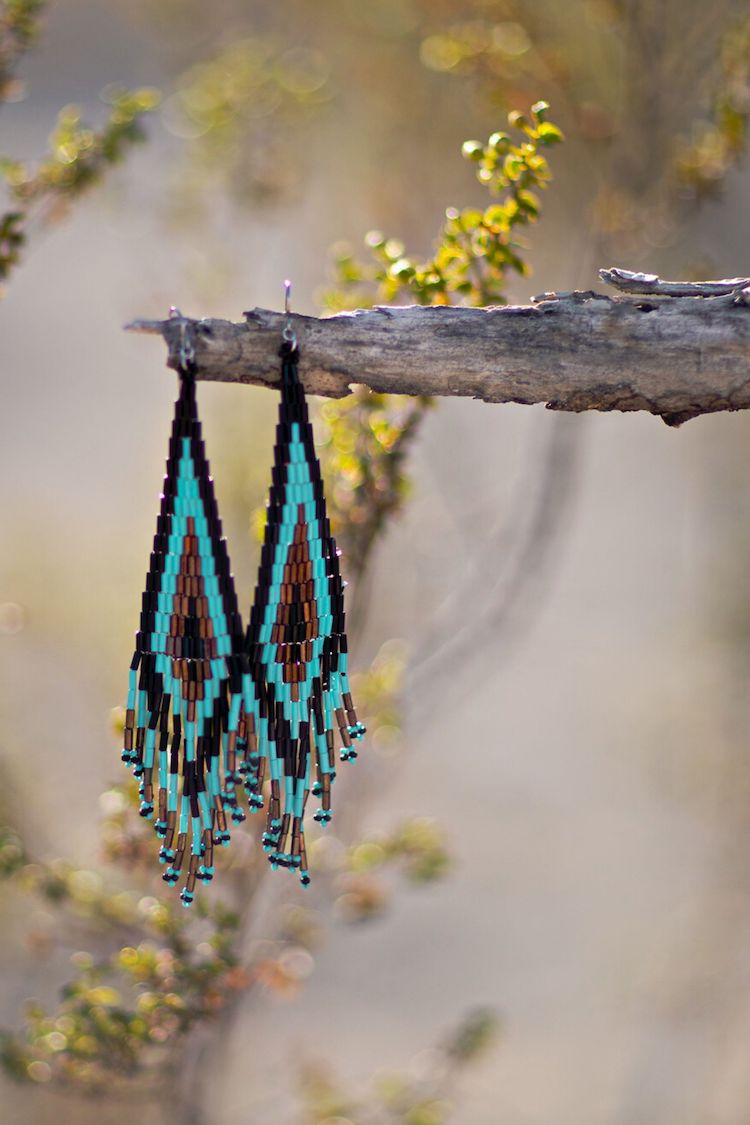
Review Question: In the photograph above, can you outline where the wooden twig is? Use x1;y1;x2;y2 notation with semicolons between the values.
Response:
126;267;750;426
599;267;750;299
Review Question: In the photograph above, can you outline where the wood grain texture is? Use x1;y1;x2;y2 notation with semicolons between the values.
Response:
127;270;750;426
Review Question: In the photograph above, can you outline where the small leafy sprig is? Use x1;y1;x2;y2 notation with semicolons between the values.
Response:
0;894;246;1093
324;101;562;311
0;86;160;283
321;104;562;567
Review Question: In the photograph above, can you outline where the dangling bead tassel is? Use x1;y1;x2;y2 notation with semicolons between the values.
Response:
245;339;365;886
122;354;250;907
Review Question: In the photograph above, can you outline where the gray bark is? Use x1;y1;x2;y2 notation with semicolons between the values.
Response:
126;268;750;426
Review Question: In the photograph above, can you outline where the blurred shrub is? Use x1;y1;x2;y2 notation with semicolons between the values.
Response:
0;0;159;284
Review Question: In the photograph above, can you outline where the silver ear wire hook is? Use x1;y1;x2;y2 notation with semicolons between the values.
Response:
168;306;196;371
282;279;297;348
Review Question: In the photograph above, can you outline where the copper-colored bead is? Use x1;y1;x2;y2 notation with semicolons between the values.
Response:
336;709;352;748
246;711;257;736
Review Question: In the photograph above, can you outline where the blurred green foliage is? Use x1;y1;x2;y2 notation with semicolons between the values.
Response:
348;819;451;885
320;392;434;582
2;88;160;204
0;898;245;1092
0;1;159;285
676;12;750;197
299;1008;498;1124
0;0;43;98
411;0;750;256
0;796;450;1089
166;37;332;208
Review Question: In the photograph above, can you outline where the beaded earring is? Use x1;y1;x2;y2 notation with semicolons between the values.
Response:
244;284;365;885
121;310;253;908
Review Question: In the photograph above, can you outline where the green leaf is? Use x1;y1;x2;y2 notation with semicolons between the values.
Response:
536;121;564;145
461;139;484;161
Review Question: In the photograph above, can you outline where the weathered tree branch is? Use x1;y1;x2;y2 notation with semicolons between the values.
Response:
126;267;750;425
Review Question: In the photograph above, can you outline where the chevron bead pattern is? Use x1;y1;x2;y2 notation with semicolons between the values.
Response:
122;371;255;907
245;343;365;885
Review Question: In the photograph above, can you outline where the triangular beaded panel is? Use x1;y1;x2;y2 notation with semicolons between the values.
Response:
245;346;365;884
122;374;256;907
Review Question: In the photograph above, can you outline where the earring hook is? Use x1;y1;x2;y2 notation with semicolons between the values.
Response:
168;306;196;372
282;279;297;348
